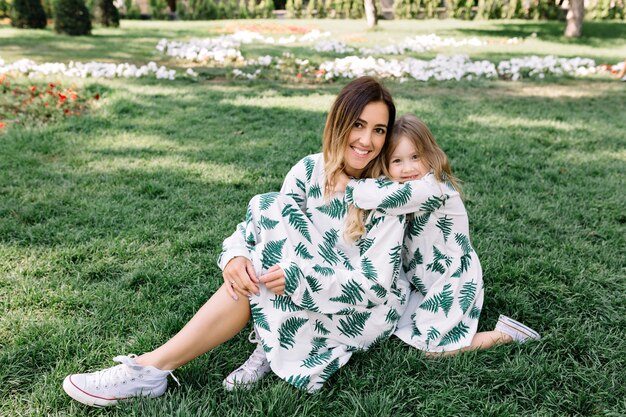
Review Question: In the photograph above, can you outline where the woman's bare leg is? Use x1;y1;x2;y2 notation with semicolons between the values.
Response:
425;331;512;358
136;283;251;370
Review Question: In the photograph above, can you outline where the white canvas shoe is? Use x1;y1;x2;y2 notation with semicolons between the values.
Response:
495;315;541;343
63;354;178;407
222;331;271;391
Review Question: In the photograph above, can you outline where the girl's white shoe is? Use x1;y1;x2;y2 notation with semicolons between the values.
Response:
63;354;178;407
222;331;271;391
495;315;541;343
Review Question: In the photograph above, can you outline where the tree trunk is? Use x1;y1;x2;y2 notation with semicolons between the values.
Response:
364;0;377;28
167;0;176;13
564;0;584;38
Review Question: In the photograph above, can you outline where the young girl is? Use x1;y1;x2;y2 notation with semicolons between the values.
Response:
345;114;540;355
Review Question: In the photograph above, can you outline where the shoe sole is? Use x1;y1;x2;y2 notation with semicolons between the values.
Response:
498;315;541;341
63;375;120;407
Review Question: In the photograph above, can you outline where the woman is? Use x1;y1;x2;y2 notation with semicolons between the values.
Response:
62;76;410;406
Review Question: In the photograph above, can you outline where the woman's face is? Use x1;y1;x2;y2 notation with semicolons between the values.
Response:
343;101;389;178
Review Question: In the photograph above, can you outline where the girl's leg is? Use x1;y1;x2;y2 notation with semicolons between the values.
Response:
424;331;511;358
138;284;251;371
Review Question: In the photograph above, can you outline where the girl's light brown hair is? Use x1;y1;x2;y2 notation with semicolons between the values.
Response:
323;76;395;198
345;114;461;242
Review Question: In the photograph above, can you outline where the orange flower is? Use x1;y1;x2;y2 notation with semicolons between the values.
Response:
70;94;78;100
30;86;37;92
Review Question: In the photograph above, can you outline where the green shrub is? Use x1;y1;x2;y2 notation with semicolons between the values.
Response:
54;0;91;35
95;0;119;26
10;0;47;28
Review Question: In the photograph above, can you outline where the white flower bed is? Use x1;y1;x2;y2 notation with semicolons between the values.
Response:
0;59;179;80
317;54;598;81
313;40;355;54
359;34;486;56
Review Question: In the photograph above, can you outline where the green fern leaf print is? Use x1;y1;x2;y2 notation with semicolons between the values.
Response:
271;295;303;312
319;358;340;382
301;350;333;369
419;294;441;314
426;246;452;275
410;276;427;296
317;243;340;266
246;232;256;250
436;215;453;242
303;156;315;182
305;275;323;293
451;254;472;278
385;308;400;324
365;213;383;232
323;228;339;247
406;213;430;239
284;262;303;295
337;250;354;271
345;185;354;203
370;283;387;298
286;192;304;206
285;374;311;390
389;245;402;278
278;317;309;349
438;322;470;346
308;183;322;199
294;242;314;260
314;320;330;335
366;299;377;309
296;178;306;193
312;265;334;276
357;237;375;256
361;257;378;280
370;328;393;347
261;239;286;269
439;283;454;316
419;195;447;213
301;289;320;312
375;177;394;188
469;306;481;320
405;247;424;272
259;192;279;211
410;313;422;338
380;183;412;210
261;338;273;353
250;302;270;331
459;281;477;314
309;337;328;356
281;204;312;243
338;311;371;338
454;233;473;254
259;215;279;230
316;198;347;220
329;279;365;305
426;326;440;347
336;307;357;315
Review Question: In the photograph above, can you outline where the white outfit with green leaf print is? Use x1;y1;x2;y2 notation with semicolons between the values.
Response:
218;153;409;392
346;174;484;352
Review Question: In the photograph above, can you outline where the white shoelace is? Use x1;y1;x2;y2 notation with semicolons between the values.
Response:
90;355;180;388
237;331;268;374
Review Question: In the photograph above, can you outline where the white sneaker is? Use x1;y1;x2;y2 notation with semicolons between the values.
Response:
222;331;271;391
62;354;178;407
495;315;541;343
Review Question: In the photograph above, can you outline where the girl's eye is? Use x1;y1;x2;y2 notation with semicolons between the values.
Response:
412;155;419;160
391;159;401;164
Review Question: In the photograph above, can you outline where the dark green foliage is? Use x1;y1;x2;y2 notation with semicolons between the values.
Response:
338;311;371;338
95;0;119;27
278;317;308;349
54;0;91;35
317;228;340;265
426;326;441;347
10;0;47;29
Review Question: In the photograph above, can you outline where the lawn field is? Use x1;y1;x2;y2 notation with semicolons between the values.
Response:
1;19;625;416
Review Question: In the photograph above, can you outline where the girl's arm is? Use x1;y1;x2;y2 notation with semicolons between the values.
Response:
346;175;451;216
277;211;405;315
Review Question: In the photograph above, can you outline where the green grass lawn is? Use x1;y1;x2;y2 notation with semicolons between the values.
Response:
1;19;625;416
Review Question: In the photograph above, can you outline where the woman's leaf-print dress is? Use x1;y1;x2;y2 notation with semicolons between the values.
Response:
218;154;410;392
347;173;484;352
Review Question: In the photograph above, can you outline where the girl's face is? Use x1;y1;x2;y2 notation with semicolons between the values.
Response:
387;136;429;183
343;101;389;178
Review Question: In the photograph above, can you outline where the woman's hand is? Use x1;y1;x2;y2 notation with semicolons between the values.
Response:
334;171;351;193
259;265;286;295
223;256;259;300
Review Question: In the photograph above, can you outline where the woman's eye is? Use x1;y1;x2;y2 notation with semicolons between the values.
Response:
354;122;363;128
375;128;386;134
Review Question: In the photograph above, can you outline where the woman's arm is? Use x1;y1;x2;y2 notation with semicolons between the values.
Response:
346;175;451;216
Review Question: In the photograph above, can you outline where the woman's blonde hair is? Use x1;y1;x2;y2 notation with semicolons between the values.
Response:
323;76;396;199
345;114;462;242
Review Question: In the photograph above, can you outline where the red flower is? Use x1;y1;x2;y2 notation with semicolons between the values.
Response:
58;94;67;103
49;83;55;89
30;86;37;92
94;93;100;100
70;94;78;100
296;73;302;79
64;109;70;114
0;121;5;129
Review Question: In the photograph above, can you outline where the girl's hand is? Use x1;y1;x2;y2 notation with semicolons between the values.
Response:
259;265;286;295
334;171;351;193
223;256;259;300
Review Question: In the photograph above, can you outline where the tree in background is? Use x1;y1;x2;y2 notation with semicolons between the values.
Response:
364;0;376;27
95;0;120;26
564;0;583;37
55;0;92;35
10;0;47;28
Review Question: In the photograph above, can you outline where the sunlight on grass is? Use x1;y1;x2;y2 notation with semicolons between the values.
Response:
556;148;626;163
467;114;585;131
221;94;335;111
